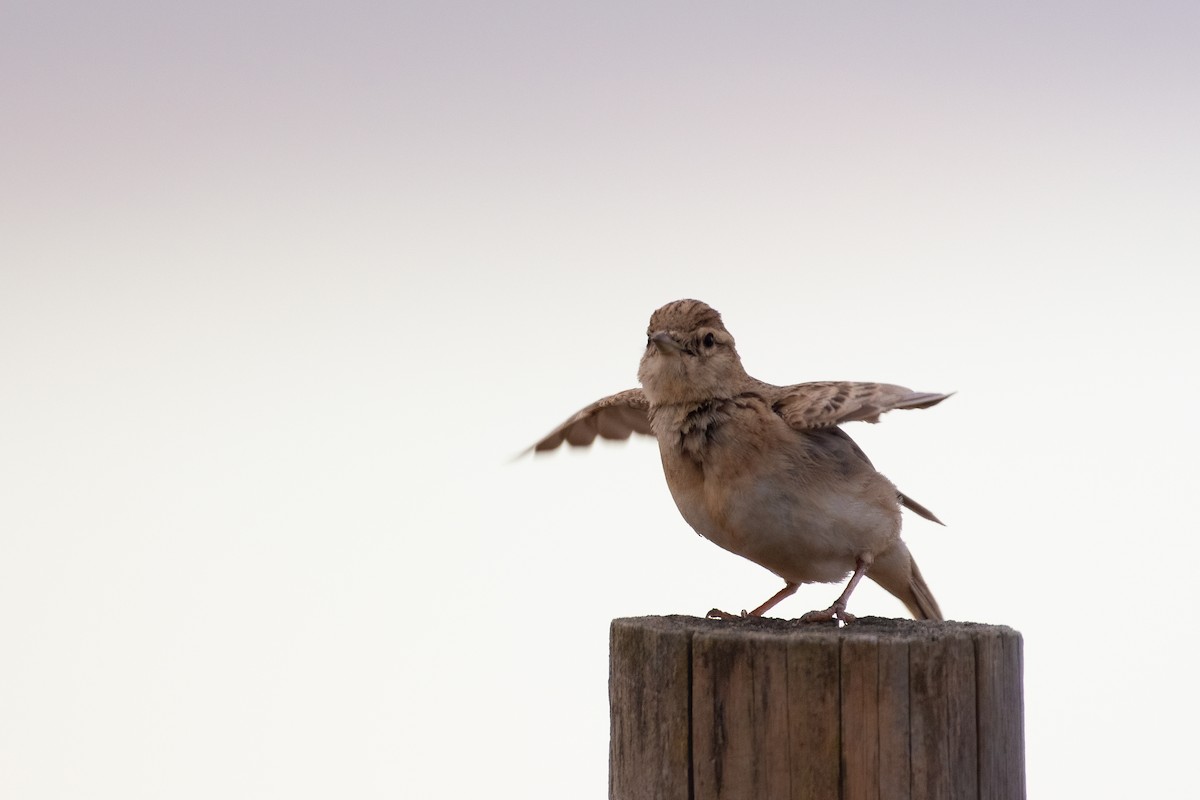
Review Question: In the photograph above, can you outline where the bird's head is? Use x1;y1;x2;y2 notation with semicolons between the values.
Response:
637;299;748;406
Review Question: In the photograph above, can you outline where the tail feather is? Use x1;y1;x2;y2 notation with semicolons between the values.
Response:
899;492;944;526
868;545;944;621
905;557;943;621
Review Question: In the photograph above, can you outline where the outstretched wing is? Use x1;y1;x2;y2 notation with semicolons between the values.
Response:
776;383;951;526
530;388;652;453
769;381;951;430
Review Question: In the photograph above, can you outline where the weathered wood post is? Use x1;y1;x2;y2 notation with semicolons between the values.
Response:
610;616;1024;800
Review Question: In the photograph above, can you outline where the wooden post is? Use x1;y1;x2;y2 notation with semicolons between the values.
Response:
610;616;1024;800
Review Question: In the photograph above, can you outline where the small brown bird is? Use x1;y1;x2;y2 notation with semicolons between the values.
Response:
531;299;949;623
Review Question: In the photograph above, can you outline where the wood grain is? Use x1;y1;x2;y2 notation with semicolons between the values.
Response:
609;617;694;800
609;616;1024;800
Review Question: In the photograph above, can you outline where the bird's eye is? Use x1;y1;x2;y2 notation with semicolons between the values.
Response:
703;332;715;348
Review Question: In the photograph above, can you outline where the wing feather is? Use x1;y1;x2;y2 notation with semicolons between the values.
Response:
531;388;652;453
769;381;952;430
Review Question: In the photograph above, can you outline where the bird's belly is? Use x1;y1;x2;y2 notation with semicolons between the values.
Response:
662;446;897;585
723;478;866;582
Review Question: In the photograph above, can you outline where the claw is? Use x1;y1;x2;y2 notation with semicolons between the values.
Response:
799;603;856;626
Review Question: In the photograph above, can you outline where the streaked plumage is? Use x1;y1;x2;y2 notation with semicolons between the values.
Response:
531;299;950;622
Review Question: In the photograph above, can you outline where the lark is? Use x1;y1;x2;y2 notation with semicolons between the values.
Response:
531;299;950;623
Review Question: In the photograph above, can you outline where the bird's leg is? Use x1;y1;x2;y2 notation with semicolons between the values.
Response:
707;582;799;620
800;555;874;625
748;581;800;616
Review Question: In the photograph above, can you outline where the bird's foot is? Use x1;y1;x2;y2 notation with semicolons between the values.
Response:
799;603;856;626
706;608;752;620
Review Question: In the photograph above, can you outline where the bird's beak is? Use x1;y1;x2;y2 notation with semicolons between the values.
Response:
650;331;685;354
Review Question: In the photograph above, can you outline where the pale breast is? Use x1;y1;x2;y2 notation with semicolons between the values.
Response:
654;393;902;584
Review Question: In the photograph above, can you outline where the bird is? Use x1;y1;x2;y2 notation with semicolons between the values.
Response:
529;299;950;623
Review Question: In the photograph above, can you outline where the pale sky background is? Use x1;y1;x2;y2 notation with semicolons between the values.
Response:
2;2;1198;798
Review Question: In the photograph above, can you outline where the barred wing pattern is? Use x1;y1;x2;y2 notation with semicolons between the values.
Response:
532;388;652;452
767;381;951;430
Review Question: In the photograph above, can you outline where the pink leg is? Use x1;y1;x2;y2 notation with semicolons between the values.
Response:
800;555;873;625
707;581;799;620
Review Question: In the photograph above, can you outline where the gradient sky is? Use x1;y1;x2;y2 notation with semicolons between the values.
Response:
3;3;1198;798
